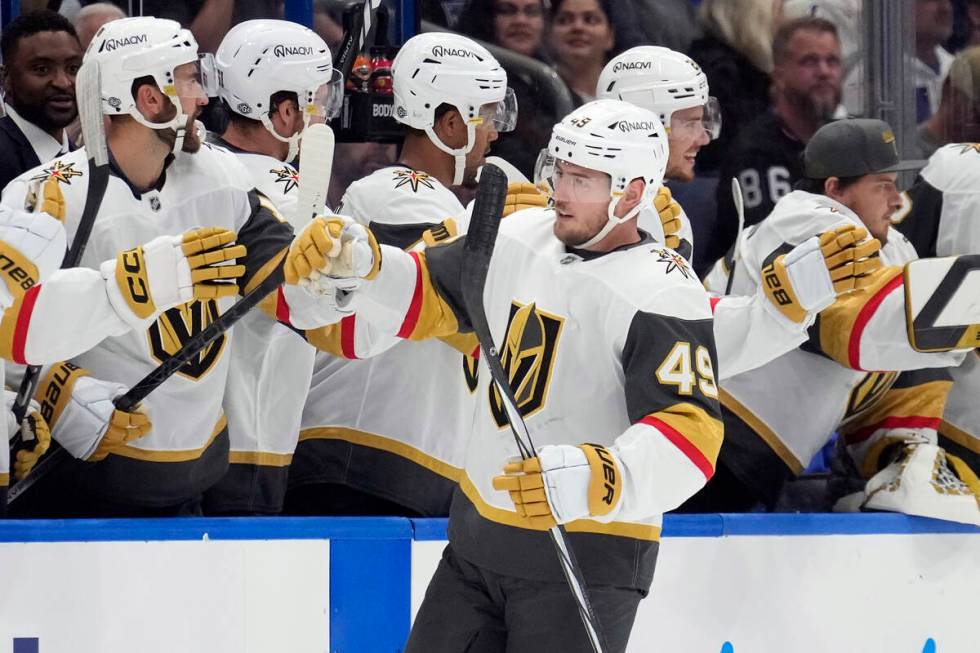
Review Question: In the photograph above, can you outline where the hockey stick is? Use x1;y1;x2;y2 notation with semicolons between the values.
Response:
724;176;745;296
114;124;338;412
334;0;383;82
11;59;109;424
460;163;607;653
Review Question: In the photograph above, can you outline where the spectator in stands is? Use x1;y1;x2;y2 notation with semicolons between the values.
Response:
915;0;955;122
457;0;547;60
916;46;980;158
688;0;781;175
73;2;125;49
547;0;615;104
0;10;81;191
705;17;843;269
312;0;346;54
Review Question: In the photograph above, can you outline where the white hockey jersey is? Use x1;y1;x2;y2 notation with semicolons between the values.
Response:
296;165;474;515
1;145;296;506
202;137;315;514
714;190;965;502
357;207;723;590
898;143;980;462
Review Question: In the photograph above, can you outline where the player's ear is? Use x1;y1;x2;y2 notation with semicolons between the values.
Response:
616;178;646;217
134;80;163;117
824;176;842;200
434;107;466;148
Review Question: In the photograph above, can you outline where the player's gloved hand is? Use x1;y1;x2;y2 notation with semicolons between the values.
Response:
5;390;51;481
35;366;151;462
285;215;381;296
653;185;683;250
760;225;880;324
101;227;247;329
492;443;623;528
0;179;68;310
503;182;548;217
819;224;882;293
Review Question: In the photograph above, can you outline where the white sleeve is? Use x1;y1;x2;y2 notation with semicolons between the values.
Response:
712;291;810;379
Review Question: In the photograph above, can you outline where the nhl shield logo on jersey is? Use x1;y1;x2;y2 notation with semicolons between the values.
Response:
654;248;692;279
393;169;435;192
30;160;83;185
489;302;564;429
271;167;299;194
148;300;226;380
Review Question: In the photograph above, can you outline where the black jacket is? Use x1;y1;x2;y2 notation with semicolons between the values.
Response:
0;115;43;194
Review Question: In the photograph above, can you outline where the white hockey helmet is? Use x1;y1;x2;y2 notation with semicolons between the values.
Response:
215;19;343;161
536;99;669;248
597;46;721;140
86;17;212;153
392;32;517;185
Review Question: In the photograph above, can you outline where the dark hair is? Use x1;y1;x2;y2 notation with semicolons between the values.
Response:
772;16;838;64
457;0;547;45
1;10;79;64
794;174;862;195
550;0;613;20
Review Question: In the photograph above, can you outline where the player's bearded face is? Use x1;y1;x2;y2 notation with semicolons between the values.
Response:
835;172;901;244
549;161;612;246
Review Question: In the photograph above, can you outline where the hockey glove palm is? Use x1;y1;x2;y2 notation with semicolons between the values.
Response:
285;216;381;295
102;227;246;329
5;390;51;481
492;443;623;528
503;182;549;217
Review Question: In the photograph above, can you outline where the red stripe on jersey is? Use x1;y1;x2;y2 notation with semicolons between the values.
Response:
340;315;358;359
849;272;904;370
397;251;424;339
275;288;291;325
845;416;942;444
12;285;41;365
709;297;721;314
639;414;715;480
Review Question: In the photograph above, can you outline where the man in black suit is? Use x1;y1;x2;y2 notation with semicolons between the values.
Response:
0;10;82;191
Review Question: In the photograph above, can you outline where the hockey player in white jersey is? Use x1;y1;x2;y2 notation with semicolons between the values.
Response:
286;32;516;516
0;176;246;511
597;45;882;380
200;19;343;515
295;99;723;652
692;119;980;523
1;17;347;517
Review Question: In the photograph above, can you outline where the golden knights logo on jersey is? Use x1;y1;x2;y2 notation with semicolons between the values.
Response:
148;300;226;380
842;371;899;424
489;301;564;428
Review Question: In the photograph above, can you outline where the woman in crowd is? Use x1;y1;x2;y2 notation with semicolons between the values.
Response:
548;0;616;104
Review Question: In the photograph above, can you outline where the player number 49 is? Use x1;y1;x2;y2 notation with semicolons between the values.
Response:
656;341;718;398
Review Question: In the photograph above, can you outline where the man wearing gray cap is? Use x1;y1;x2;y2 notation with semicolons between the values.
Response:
683;118;980;525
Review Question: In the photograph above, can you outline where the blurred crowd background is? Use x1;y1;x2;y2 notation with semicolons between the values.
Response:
6;0;979;276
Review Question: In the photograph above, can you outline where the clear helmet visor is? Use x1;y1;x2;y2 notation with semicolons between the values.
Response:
535;152;613;204
474;87;518;132
196;53;219;97
304;69;344;124
669;96;722;141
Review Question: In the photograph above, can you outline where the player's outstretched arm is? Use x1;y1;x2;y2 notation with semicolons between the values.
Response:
712;224;882;379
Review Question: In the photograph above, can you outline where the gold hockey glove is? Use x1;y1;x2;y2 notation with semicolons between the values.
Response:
653;186;683;249
492;443;623;528
503;182;549;217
